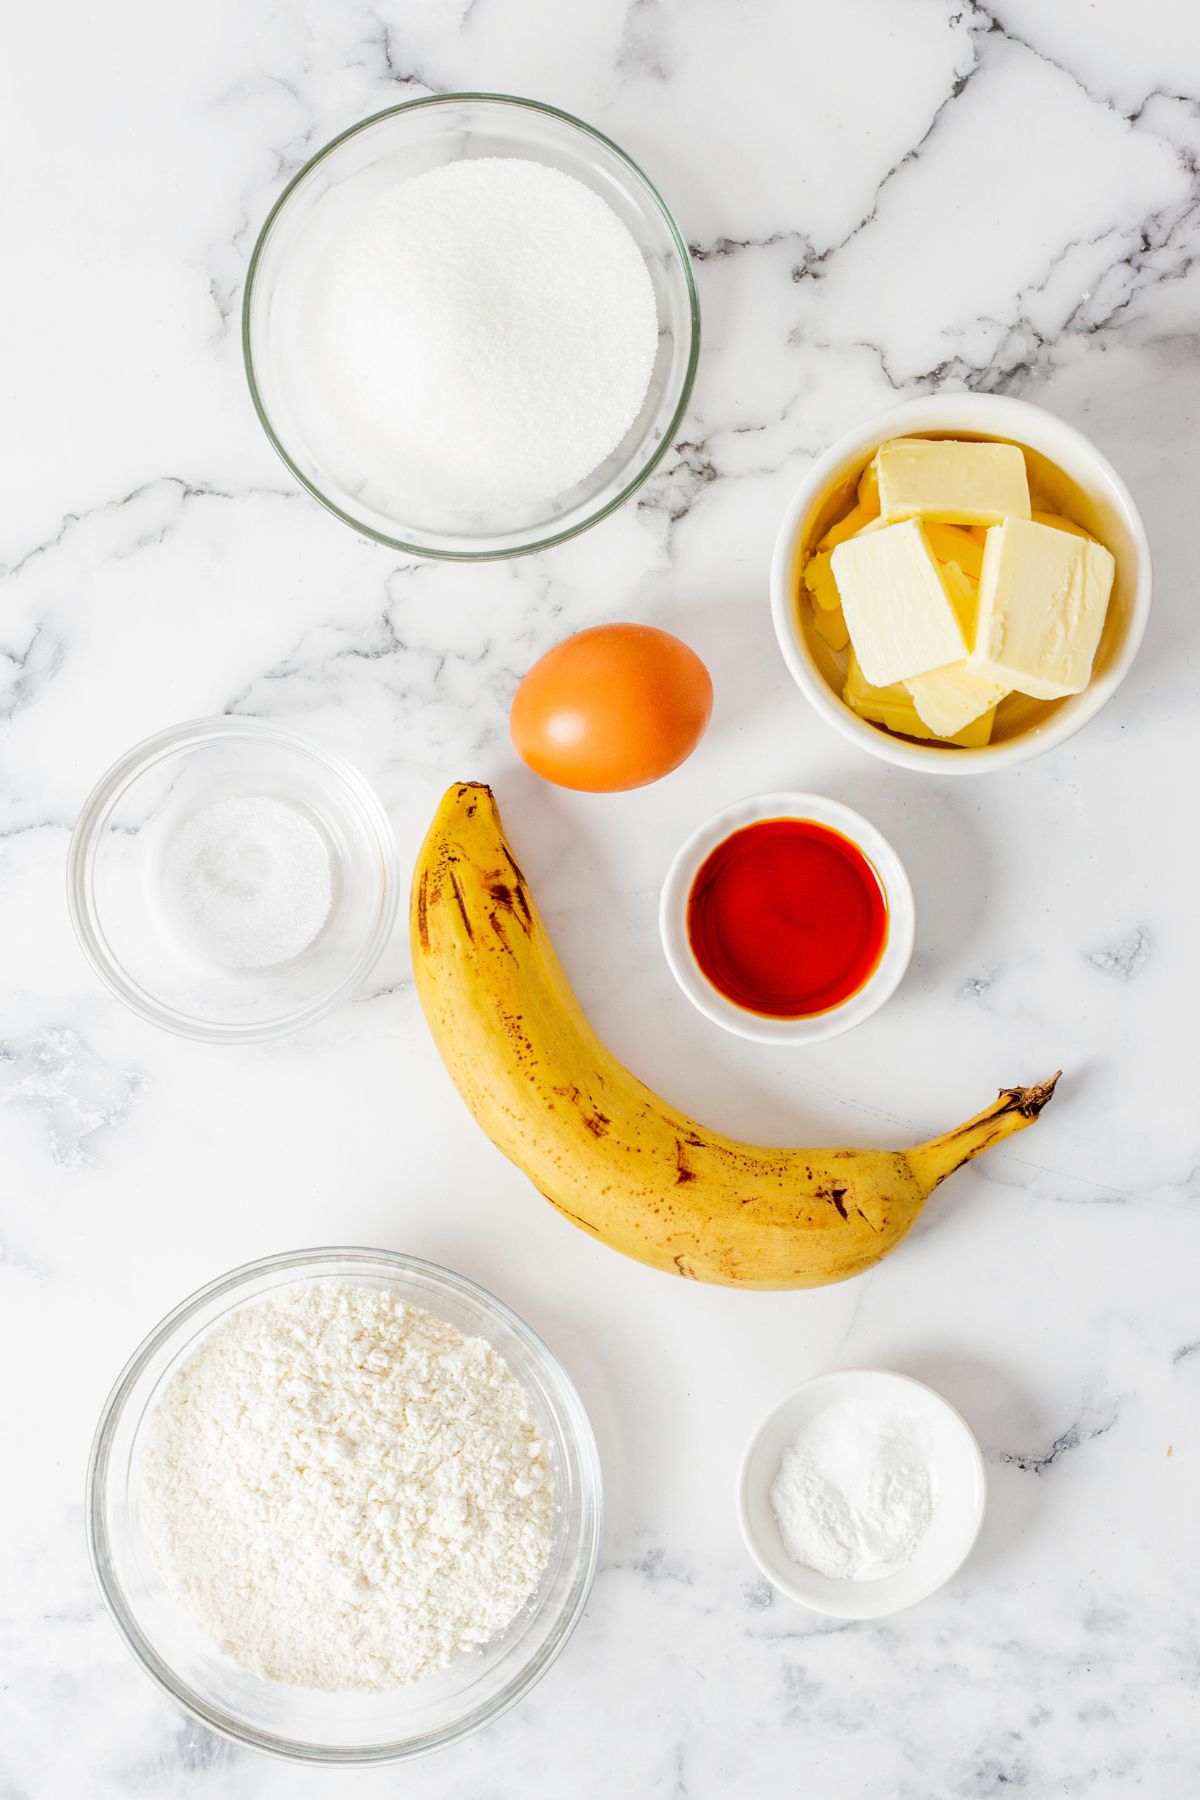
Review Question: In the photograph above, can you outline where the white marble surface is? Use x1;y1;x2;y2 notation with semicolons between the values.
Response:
4;1;1199;1794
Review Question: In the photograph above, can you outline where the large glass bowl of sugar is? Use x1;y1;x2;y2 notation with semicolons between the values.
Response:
243;93;700;559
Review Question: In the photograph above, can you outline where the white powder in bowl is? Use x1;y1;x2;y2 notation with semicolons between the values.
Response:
301;156;659;517
139;1282;555;1691
768;1397;934;1581
161;795;331;970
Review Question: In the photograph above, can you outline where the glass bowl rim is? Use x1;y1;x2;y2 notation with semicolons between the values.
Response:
86;1244;604;1765
241;90;701;561
66;716;400;1044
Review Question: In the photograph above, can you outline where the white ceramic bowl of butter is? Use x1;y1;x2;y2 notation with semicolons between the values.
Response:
770;395;1152;774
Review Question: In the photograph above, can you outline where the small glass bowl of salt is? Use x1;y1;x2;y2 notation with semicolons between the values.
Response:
68;718;398;1042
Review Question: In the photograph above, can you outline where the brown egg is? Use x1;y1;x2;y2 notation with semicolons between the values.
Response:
510;624;713;792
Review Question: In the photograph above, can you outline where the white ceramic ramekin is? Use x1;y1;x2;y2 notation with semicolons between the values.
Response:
737;1369;987;1620
659;791;914;1046
770;394;1152;774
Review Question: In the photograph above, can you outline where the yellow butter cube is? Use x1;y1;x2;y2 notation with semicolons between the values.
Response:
924;522;985;581
937;558;979;637
905;564;1010;736
831;519;969;686
817;499;878;553
843;653;996;746
1031;510;1094;541
969;518;1116;699
858;457;880;513
811;599;850;651
945;708;997;748
803;550;842;611
843;652;926;732
876;437;1031;526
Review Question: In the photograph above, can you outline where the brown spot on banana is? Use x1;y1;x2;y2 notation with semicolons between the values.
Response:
486;878;534;936
501;842;528;887
486;909;510;948
447;869;474;942
824;1186;849;1221
415;872;431;954
539;1191;596;1232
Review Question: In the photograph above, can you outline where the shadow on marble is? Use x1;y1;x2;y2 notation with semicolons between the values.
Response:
1042;349;1195;693
876;1347;1044;1566
815;769;996;975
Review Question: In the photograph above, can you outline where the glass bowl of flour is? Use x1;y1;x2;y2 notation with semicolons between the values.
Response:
243;93;699;558
67;718;398;1042
87;1247;602;1764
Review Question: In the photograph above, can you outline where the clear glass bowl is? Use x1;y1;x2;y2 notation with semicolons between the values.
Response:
67;718;398;1042
87;1248;602;1765
242;93;700;559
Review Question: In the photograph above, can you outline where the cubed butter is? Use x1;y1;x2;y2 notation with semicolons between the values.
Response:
802;550;842;611
831;519;969;686
844;653;996;747
936;555;979;639
904;561;1010;736
876;437;1031;526
1031;510;1094;541
969;518;1115;700
811;600;850;651
817;498;878;553
924;522;985;581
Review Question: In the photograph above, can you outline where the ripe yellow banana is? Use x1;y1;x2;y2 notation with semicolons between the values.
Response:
411;783;1059;1290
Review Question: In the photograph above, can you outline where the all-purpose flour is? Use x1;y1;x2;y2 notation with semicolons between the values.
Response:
140;1282;555;1690
768;1398;933;1580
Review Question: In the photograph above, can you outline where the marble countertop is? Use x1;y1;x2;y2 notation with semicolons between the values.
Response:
4;1;1199;1794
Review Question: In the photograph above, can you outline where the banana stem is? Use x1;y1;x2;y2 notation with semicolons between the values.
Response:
908;1072;1061;1193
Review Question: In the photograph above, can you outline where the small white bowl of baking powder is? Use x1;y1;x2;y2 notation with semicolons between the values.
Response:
737;1369;986;1619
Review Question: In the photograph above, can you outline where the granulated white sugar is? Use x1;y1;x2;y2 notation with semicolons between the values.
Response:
302;156;659;517
161;795;331;970
140;1282;555;1691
